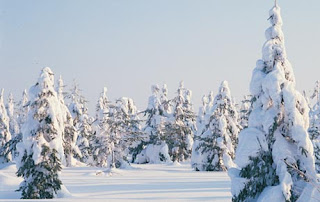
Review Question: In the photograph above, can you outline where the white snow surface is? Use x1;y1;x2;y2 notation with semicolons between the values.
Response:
0;162;231;201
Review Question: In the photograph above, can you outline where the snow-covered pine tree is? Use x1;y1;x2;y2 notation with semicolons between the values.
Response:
193;81;239;171
230;3;318;201
309;81;320;173
16;67;66;199
106;97;144;168
165;81;196;162
239;95;253;129
133;85;171;164
56;76;79;167
0;89;12;163
91;87;110;167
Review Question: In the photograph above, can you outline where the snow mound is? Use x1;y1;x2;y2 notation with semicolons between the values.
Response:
0;171;21;186
169;161;182;166
257;185;285;202
56;185;72;198
136;142;172;164
0;165;22;199
94;168;125;177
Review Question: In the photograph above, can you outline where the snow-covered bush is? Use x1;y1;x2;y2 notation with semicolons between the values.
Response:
136;142;170;164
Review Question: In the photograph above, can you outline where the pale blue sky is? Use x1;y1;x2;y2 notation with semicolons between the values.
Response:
0;0;319;113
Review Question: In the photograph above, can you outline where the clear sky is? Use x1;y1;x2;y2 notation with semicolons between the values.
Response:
0;0;319;114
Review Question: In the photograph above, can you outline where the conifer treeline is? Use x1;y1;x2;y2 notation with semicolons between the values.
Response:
0;2;319;201
0;69;249;171
0;62;320;200
0;66;242;198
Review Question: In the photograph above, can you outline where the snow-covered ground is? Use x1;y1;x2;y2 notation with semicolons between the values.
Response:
0;162;231;201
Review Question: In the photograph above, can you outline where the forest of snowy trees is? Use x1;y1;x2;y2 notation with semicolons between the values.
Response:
0;2;319;201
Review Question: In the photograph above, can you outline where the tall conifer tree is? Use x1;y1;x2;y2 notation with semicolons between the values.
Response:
230;3;317;201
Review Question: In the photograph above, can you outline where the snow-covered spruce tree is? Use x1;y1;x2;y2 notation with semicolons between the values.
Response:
183;89;196;150
6;93;19;137
202;91;215;130
106;97;145;168
192;91;220;169
16;67;66;199
193;81;239;171
6;90;30;160
196;95;208;134
56;76;80;167
2;90;29;161
310;81;320;104
159;84;171;117
67;82;94;164
17;90;29;130
309;81;320;128
206;91;215;113
309;81;320;173
191;95;208;169
230;4;318;201
303;90;311;110
67;81;86;127
239;95;253;129
0;89;12;163
4;93;21;160
133;85;171;164
165;81;196;162
77;114;95;164
91;87;110;167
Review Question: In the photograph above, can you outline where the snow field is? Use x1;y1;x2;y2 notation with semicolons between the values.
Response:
0;163;231;201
